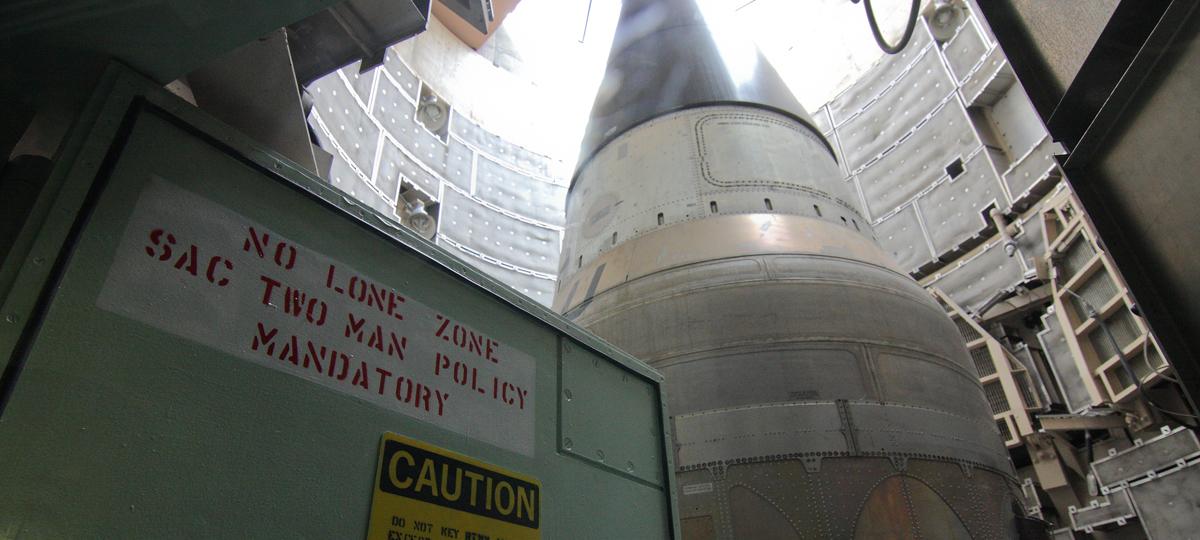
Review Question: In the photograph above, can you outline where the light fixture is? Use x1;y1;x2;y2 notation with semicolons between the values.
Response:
404;199;437;240
927;0;965;43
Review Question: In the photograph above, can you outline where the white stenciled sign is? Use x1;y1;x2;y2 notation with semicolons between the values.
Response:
98;178;535;456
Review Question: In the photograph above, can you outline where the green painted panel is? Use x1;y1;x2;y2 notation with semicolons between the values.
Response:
0;67;679;538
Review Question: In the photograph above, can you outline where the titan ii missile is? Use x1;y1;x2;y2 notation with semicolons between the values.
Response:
554;0;1022;537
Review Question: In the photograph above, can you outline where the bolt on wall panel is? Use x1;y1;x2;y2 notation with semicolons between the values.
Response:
382;49;421;102
328;156;398;218
474;155;567;227
838;49;955;172
309;85;380;180
857;100;980;218
989;83;1047;161
1004;136;1062;203
372;91;449;179
811;105;834;136
438;237;557;304
439;188;560;276
445;136;475;190
919;150;1007;255
944;22;990;83
827;27;933;124
451;111;559;181
960;48;1013;107
927;241;1026;311
378;138;440;198
873;204;934;273
342;64;376;105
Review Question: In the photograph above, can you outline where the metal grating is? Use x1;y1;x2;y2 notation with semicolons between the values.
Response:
1057;235;1095;283
1015;371;1040;409
955;315;983;342
1039;309;1093;412
985;381;1010;414
1072;270;1120;317
971;346;996;377
996;418;1013;441
1088;308;1140;363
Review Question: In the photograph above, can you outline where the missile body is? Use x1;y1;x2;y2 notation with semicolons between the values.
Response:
556;0;1021;537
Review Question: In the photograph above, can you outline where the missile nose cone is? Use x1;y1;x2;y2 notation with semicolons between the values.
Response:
558;0;1021;537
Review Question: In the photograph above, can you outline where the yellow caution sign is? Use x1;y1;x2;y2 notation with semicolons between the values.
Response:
367;433;541;540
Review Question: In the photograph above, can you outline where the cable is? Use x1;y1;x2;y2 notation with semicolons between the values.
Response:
1062;289;1200;425
852;0;921;55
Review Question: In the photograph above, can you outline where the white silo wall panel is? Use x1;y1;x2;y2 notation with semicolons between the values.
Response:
827;27;933;124
439;188;560;276
928;241;1026;311
1004;136;1062;203
438;238;557;307
378;139;440;198
474;155;567;226
919;151;1008;254
857;100;980;218
944;22;990;83
328;156;398;219
451;111;556;180
874;204;935;273
382;50;421;102
838;49;954;171
445;136;475;191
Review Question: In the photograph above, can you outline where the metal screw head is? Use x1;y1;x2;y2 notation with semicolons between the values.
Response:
563;389;573;401
563;438;573;450
595;450;605;461
4;314;16;324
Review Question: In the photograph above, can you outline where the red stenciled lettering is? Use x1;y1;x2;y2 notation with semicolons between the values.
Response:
350;361;370;390
327;266;405;320
388;334;406;361
244;227;270;258
173;244;199;276
251;322;278;355
260;275;282;305
435;315;452;340
205;256;233;287
345;312;406;360
306;297;327;326
145;228;176;261
394;378;449;417
434;314;502;364
149;228;233;287
328;352;349;381
365;324;385;353
375;367;393;395
345;312;367;340
262;276;328;327
279;334;300;365
274;242;296;270
348;276;367;302
244;226;296;270
303;342;325;373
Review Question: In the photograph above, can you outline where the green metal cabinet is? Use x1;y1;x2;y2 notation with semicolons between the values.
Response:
0;66;679;539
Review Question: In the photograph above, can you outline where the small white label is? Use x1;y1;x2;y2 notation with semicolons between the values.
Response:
682;482;714;496
98;178;535;456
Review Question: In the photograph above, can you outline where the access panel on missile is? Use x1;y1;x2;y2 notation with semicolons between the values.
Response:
556;0;1022;537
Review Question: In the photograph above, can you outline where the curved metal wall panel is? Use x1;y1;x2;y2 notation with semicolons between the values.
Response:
306;49;565;306
818;6;1063;296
